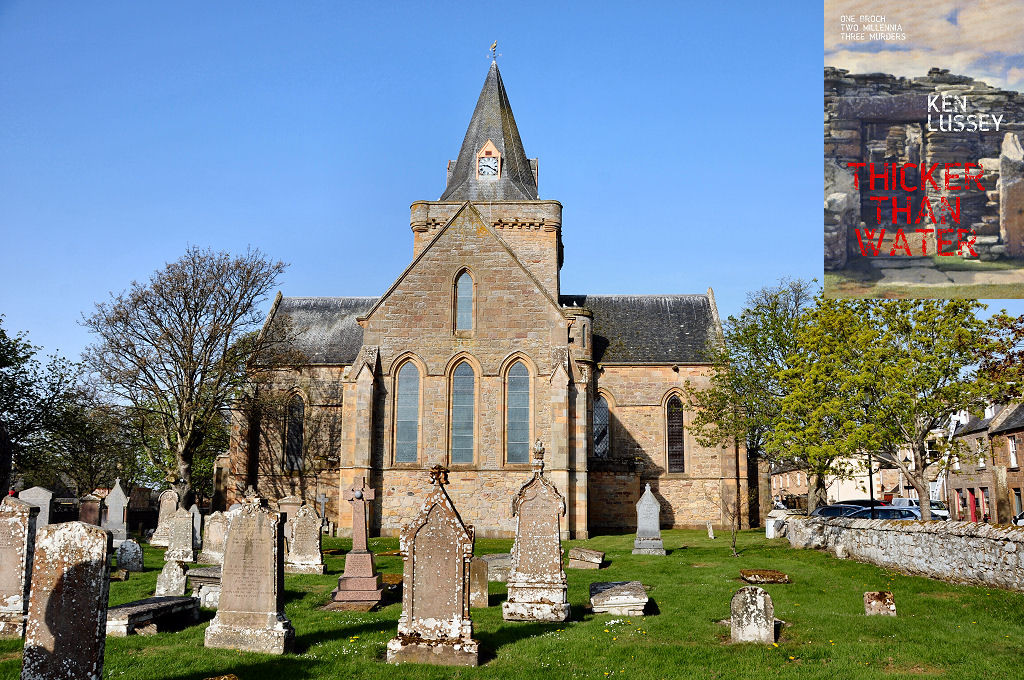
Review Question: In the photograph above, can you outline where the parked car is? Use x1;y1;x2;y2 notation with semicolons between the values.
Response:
847;506;921;520
837;499;890;507
810;504;861;518
889;497;950;520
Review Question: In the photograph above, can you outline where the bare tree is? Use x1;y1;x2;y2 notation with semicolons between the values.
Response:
83;247;286;508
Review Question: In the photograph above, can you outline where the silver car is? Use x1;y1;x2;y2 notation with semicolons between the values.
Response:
889;498;950;520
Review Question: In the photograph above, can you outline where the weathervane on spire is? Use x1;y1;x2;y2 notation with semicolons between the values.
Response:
489;41;501;62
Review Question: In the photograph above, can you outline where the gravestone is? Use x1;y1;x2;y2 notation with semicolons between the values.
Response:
567;547;604;569
189;504;202;550
150;490;179;547
590;581;648;616
102;478;128;541
481;553;511;582
706;520;715;540
328;478;382;610
204;492;294;654
155;561;187;597
864;591;897;616
284;505;325;574
198;511;228;564
469;557;488;608
116;539;144;572
0;497;38;637
18;487;52;536
165;509;196;563
386;465;478;666
730;586;774;644
79;494;101;526
21;522;111;680
633;483;666;555
186;566;221;608
276;495;302;551
502;442;570;622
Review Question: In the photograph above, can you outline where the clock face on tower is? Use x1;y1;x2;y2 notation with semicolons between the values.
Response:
478;156;499;177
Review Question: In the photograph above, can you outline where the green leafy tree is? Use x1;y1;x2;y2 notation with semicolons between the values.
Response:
83;247;286;508
0;316;79;494
686;278;818;519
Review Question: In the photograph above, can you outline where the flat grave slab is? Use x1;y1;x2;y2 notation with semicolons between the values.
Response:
106;596;200;637
589;581;648;616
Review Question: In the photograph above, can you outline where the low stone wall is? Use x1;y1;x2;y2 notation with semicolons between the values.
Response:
788;517;1024;591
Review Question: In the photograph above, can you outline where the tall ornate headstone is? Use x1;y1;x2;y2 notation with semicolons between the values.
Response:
502;441;570;622
18;487;52;536
0;497;38;637
150;489;179;547
21;522;111;680
328;478;382;609
79;494;101;526
632;483;666;555
284;505;326;574
165;509;196;563
188;504;202;550
198;511;228;564
102;478;128;541
386;466;478;666
730;586;774;644
204;491;294;654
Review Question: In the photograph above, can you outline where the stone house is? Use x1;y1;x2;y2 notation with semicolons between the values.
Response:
948;404;1024;523
218;62;747;539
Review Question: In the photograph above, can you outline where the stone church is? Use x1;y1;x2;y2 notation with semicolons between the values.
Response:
222;62;747;538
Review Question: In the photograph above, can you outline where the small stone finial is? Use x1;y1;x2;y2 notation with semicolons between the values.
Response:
243;486;258;503
429;464;450;486
532;440;545;472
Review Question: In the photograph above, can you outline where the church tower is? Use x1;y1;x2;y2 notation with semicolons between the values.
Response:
411;61;564;298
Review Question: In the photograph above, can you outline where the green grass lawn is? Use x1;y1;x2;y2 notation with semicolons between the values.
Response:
2;529;1023;679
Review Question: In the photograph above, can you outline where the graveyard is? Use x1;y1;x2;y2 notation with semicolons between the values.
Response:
1;527;1022;680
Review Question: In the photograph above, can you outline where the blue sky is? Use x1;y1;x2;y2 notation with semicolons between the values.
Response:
0;1;1017;360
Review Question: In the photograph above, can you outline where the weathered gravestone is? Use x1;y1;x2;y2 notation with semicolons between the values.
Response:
502;441;570;622
102;478;128;541
481;553;511;582
633;483;666;555
284;505;325;574
79;494;101;526
276;495;302;551
150;490;179;547
567;547;604;569
187;566;221;608
706;520;715;540
864;591;897;616
20;522;111;680
116;539;144;572
469;557;488;609
165;509;196;563
0;497;38;637
198;511;228;564
204;492;294;654
730;586;774;644
590;581;648;616
328;478;382;610
189;504;202;550
155;561;187;597
386;465;478;666
18;487;52;536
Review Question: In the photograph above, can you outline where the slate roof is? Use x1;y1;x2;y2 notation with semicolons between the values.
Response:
440;62;538;202
268;294;716;366
270;297;377;365
991;404;1024;434
560;294;716;364
952;405;1005;437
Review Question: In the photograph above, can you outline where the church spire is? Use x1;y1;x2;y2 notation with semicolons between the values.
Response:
440;61;538;201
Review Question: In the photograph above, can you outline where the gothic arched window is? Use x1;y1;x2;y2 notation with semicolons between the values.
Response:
593;394;610;458
667;395;685;473
506;361;530;463
451;361;475;463
455;271;474;331
395;361;420;463
284;394;304;472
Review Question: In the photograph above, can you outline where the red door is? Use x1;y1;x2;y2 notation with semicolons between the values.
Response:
968;488;978;522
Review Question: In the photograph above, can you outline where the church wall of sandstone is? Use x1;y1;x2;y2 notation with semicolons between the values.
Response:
788;516;1024;591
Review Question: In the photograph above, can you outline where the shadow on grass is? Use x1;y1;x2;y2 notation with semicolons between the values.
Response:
488;592;508;607
294;618;394;653
161;656;320;680
476;620;564;664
